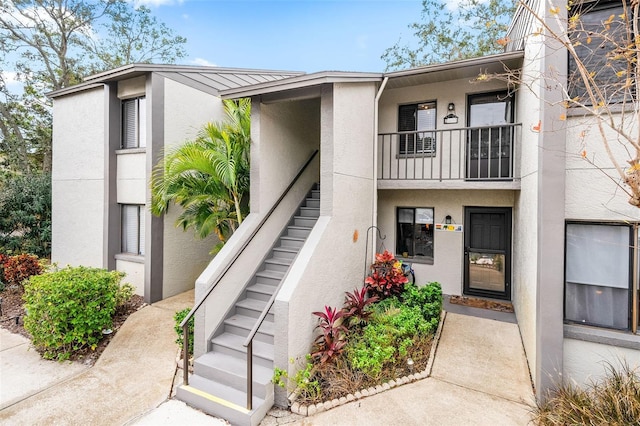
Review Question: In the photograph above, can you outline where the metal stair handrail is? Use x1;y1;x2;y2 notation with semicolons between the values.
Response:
180;149;319;400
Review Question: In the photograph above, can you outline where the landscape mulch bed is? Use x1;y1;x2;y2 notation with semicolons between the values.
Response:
449;295;514;313
0;285;146;365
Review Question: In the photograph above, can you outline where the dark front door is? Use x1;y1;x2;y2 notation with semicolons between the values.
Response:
464;207;512;300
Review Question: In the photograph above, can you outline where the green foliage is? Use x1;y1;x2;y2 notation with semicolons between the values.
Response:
273;355;321;401
151;99;251;251
0;0;187;174
0;174;51;257
401;281;443;327
174;308;194;356
23;266;125;361
114;282;135;311
2;254;43;287
382;0;517;70
535;361;640;425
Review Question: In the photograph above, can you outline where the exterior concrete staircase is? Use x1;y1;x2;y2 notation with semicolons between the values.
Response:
177;185;320;426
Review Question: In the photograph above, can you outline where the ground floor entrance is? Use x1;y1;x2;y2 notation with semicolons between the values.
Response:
464;207;512;300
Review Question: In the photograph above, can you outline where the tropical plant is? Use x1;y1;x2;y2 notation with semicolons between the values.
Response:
311;305;348;364
365;250;409;299
343;286;379;327
3;253;43;287
151;99;251;251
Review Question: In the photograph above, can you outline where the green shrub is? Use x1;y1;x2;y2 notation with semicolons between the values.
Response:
3;253;43;287
174;308;194;356
0;173;52;257
536;361;640;425
23;266;124;361
115;282;135;311
401;281;443;324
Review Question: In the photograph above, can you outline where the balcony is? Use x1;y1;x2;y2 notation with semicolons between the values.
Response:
377;124;521;190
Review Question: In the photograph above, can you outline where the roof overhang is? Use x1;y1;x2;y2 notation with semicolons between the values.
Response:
47;63;304;99
220;71;383;99
383;50;524;90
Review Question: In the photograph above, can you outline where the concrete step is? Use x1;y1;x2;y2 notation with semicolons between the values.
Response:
245;283;278;301
271;247;298;260
311;189;320;199
304;197;320;208
235;298;274;321
254;269;285;286
193;352;274;399
263;257;292;273
176;374;273;426
299;206;320;218
279;236;305;249
211;332;274;367
224;313;274;344
293;215;317;228
286;225;312;239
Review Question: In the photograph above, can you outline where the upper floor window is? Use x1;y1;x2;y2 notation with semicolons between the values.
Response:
398;102;436;155
122;97;146;149
568;1;634;104
121;204;145;256
565;222;638;332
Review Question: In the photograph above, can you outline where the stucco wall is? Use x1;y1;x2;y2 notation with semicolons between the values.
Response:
161;77;225;298
565;113;639;220
116;258;145;295
52;86;107;267
116;151;146;204
273;82;376;404
377;189;515;295
563;338;640;386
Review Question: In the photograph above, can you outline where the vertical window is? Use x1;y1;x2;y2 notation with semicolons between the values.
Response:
396;207;434;264
121;205;145;256
122;97;146;149
568;2;632;104
565;223;633;330
398;102;436;155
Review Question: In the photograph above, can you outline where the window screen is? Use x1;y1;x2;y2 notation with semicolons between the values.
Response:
121;205;144;255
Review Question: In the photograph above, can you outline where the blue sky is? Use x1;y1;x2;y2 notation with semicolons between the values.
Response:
145;0;424;73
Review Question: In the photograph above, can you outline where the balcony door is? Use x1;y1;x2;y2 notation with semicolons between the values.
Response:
466;92;514;179
464;207;512;300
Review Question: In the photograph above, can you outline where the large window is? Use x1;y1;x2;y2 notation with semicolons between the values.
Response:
568;2;632;104
398;102;437;155
122;97;146;149
121;205;145;256
565;222;637;331
396;207;434;264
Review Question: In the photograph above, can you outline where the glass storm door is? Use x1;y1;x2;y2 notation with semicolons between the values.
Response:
464;207;512;300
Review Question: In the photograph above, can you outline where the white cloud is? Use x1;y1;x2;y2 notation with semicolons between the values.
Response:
190;58;217;67
2;71;20;86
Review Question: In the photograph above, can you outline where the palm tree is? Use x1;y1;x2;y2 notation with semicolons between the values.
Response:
151;99;250;250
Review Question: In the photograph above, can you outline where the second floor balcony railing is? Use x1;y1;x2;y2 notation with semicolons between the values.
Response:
378;124;521;183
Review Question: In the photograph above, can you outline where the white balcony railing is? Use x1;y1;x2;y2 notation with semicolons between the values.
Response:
378;124;521;182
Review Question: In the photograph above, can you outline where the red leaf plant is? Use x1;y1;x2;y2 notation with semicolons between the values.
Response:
311;305;348;364
365;250;408;299
343;286;379;327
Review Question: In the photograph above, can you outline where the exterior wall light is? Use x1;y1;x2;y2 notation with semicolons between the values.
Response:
445;215;452;224
444;102;459;124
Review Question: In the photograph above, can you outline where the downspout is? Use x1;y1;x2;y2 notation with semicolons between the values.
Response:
372;77;389;263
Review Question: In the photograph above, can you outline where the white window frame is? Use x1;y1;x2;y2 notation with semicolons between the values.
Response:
398;101;437;156
121;204;145;256
121;97;146;149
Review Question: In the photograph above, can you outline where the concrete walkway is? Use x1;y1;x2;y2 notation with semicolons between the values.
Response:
281;310;535;426
0;294;535;426
0;290;196;426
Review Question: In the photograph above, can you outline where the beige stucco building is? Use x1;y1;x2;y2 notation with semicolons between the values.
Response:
50;1;639;424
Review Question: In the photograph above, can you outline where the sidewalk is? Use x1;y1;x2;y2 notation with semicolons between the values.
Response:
0;294;535;426
0;290;199;425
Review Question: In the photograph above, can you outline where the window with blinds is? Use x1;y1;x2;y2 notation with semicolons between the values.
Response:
121;205;145;256
121;97;146;149
398;102;437;155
